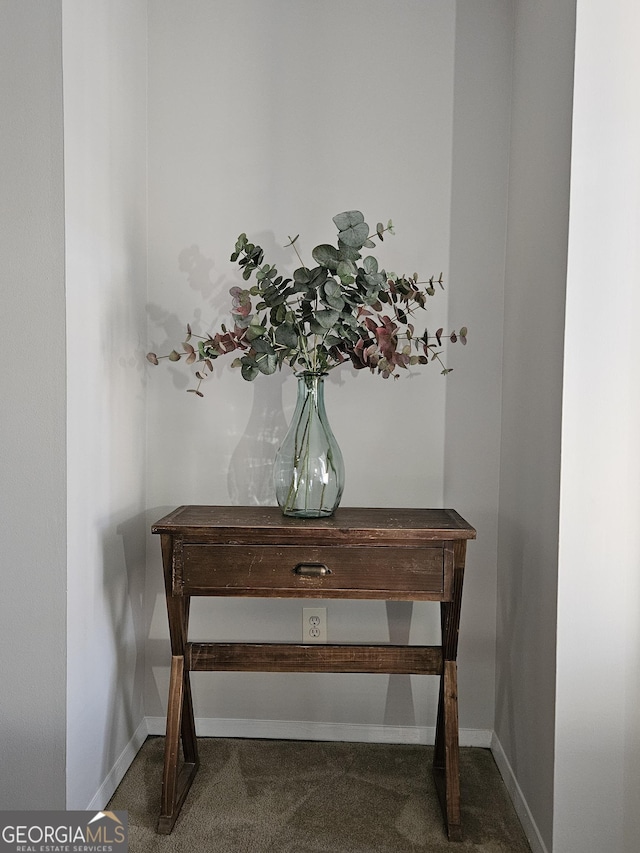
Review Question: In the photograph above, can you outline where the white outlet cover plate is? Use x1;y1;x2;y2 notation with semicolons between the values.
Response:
302;607;327;643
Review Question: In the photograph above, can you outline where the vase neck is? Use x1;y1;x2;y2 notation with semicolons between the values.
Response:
297;371;326;392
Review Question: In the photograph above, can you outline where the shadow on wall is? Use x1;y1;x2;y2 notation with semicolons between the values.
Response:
100;510;148;782
146;243;235;392
384;601;417;728
228;372;288;506
148;242;294;505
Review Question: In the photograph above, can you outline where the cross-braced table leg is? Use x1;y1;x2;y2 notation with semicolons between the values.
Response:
433;540;467;841
158;540;199;833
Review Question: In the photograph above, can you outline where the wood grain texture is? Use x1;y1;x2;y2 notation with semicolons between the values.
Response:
153;505;476;544
433;660;462;841
187;642;443;675
178;543;446;599
158;656;199;834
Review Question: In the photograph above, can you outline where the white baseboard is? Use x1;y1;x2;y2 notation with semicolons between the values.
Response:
490;732;549;853
86;717;149;811
145;716;492;747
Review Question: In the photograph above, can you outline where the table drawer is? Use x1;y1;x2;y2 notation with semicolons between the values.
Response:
175;543;451;600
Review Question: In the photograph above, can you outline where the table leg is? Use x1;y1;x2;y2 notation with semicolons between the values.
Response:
158;654;199;833
158;540;200;833
433;660;462;840
433;542;467;841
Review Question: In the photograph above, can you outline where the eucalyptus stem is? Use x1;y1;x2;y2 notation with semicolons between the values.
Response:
284;384;313;513
287;234;308;271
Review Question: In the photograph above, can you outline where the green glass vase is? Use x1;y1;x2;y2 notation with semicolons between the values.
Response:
273;372;345;517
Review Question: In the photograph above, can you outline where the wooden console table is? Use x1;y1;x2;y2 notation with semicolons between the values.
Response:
152;505;475;840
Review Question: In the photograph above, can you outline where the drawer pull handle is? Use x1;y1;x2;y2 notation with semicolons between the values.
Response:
293;562;331;578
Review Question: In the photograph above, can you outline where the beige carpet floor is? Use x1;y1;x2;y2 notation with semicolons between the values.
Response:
108;736;532;852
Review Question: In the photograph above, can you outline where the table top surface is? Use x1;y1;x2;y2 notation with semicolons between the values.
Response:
152;505;476;541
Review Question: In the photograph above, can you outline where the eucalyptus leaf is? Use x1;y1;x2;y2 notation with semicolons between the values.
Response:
241;360;259;381
293;267;312;284
362;291;381;307
365;272;385;290
340;313;359;329
256;352;278;374
312;244;340;270
324;279;343;298
324;293;345;311
338;221;369;249
234;314;254;329
337;242;362;262
251;337;275;355
309;266;330;287
321;279;345;310
324;334;344;347
314;308;340;330
268;304;286;325
262;286;286;306
337;260;357;280
363;256;379;275
332;210;364;231
245;323;266;341
275;323;298;348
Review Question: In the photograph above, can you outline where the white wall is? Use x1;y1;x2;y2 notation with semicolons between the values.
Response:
445;0;513;734
145;0;490;739
494;1;576;850
0;0;149;813
63;0;148;808
0;0;68;810
554;2;640;851
63;0;146;809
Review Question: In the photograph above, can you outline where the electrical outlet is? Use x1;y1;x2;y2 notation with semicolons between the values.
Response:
302;607;327;643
